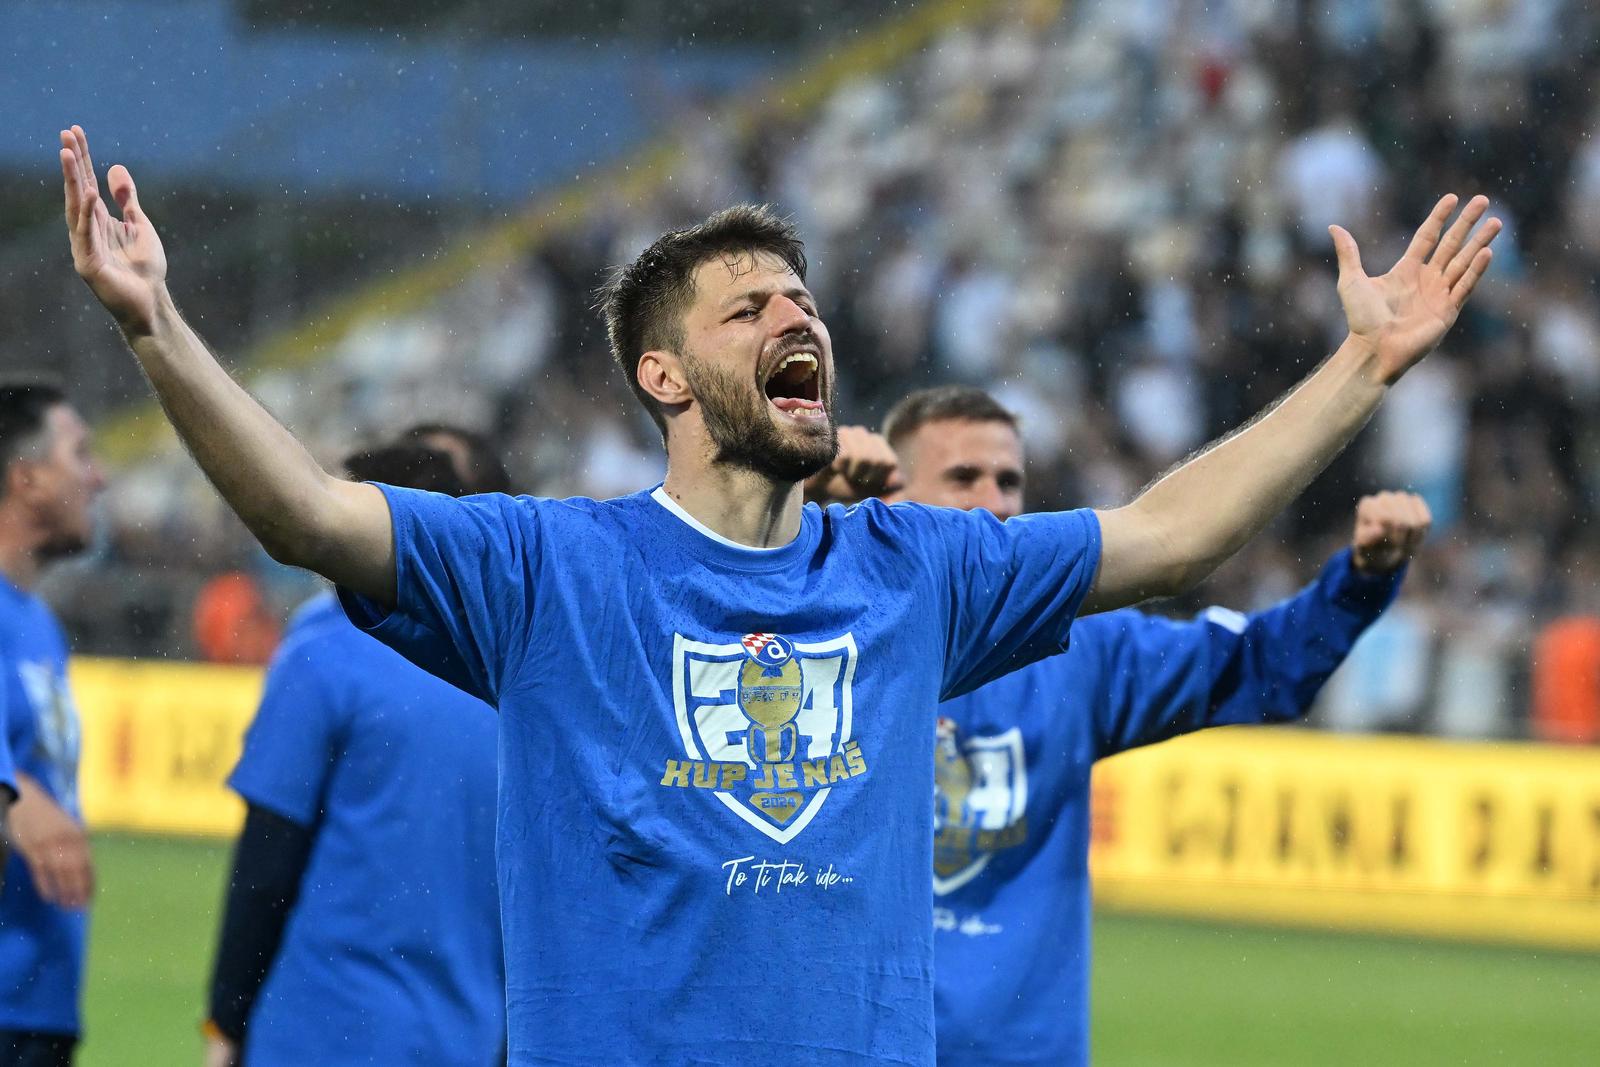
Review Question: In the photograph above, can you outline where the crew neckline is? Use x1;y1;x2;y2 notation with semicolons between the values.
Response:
650;486;791;552
646;485;819;573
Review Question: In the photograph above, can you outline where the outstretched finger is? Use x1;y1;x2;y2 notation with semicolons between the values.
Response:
60;144;81;222
1451;248;1494;306
65;128;97;211
108;164;142;223
1427;194;1489;270
71;126;97;192
1443;216;1502;289
1401;194;1459;264
1329;225;1365;282
61;138;101;234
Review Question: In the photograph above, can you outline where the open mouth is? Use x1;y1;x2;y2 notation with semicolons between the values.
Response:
762;350;825;418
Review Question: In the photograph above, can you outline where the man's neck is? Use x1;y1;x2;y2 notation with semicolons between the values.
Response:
0;535;41;591
659;462;805;549
0;504;50;589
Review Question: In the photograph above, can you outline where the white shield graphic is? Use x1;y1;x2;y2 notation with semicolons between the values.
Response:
672;632;858;844
932;726;1028;895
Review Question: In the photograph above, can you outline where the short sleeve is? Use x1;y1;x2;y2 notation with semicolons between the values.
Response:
910;504;1102;699
228;638;345;828
337;485;539;704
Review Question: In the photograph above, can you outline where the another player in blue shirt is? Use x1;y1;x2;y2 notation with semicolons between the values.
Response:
873;386;1426;1066
202;434;508;1067
0;382;106;1067
1;692;14;879
62;123;1495;1065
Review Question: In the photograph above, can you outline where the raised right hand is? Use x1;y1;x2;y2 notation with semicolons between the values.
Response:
60;125;168;336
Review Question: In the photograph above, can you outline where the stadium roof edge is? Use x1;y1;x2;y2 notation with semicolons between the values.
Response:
98;0;1047;466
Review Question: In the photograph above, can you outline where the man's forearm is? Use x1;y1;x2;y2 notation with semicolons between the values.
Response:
129;294;328;560
1094;336;1384;606
208;804;315;1043
124;292;394;601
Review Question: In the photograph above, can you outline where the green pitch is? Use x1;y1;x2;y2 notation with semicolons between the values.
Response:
78;834;1600;1065
1092;911;1600;1065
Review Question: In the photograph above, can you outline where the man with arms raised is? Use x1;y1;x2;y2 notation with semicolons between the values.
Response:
59;124;1494;1064
873;385;1426;1065
0;382;105;1067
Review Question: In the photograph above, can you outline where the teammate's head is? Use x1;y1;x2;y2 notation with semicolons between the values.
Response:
399;422;513;495
599;204;837;483
883;386;1024;521
0;380;104;560
343;443;469;498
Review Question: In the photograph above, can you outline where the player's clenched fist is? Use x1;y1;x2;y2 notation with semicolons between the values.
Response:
60;125;169;336
804;425;901;505
1350;491;1431;575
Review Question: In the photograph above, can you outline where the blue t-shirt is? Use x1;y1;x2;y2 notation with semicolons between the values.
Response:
340;485;1101;1066
931;550;1403;1066
0;574;87;1036
229;593;503;1066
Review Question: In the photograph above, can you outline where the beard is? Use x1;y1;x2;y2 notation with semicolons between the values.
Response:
38;528;90;561
683;349;838;483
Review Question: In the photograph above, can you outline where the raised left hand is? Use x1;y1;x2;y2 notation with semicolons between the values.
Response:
1331;194;1500;385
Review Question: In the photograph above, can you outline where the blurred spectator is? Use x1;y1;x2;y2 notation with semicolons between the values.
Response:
1531;616;1600;744
1531;550;1600;744
1275;89;1387;251
192;573;281;666
1317;602;1436;734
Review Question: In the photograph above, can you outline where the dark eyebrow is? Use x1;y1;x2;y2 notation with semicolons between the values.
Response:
719;286;816;311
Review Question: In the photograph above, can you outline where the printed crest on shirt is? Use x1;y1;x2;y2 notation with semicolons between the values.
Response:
933;718;1027;894
18;659;81;816
667;632;866;844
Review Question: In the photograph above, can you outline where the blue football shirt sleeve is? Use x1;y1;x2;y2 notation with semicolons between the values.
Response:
337;485;539;704
228;639;346;828
910;505;1102;700
1093;548;1405;758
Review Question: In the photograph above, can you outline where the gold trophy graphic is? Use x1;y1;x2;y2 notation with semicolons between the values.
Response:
738;654;804;763
934;717;978;877
734;634;809;825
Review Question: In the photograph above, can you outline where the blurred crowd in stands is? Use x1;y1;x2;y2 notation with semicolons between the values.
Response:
46;0;1600;743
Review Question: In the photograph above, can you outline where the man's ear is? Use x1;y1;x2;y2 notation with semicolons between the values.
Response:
638;349;693;409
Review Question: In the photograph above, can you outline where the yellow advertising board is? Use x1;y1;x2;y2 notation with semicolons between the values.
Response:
1090;728;1600;951
70;655;1600;950
73;656;261;838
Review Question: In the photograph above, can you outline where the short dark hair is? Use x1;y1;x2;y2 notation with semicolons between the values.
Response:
882;386;1019;453
400;422;512;494
343;444;468;497
598;204;808;437
0;380;68;489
